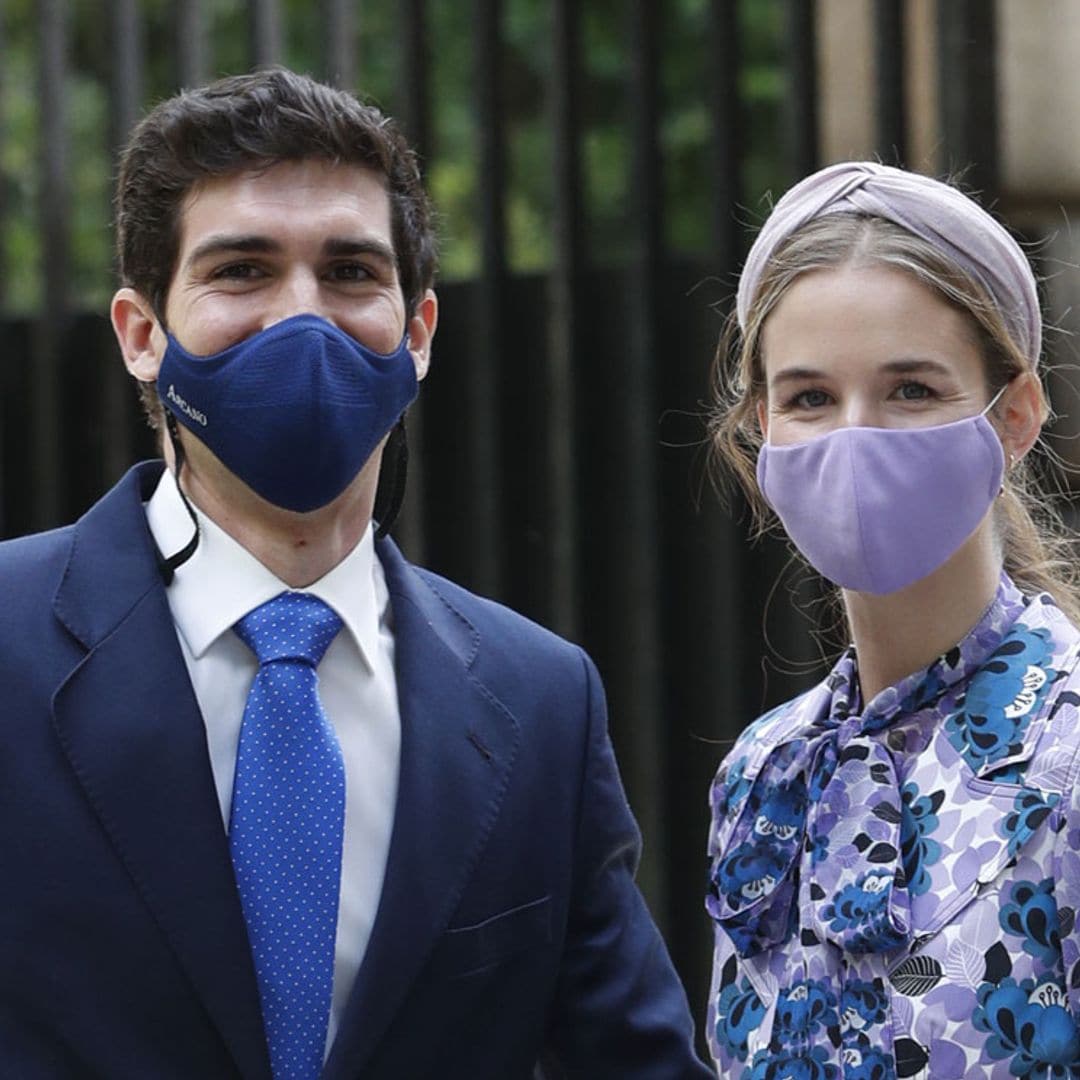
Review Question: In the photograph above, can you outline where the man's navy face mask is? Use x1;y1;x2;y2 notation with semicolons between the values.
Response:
156;314;419;513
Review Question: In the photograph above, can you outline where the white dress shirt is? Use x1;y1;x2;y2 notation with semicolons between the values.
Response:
145;468;401;1050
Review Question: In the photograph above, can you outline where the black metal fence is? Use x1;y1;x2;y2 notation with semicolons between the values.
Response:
0;0;1001;1049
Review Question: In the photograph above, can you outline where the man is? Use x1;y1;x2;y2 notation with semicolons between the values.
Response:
0;69;711;1078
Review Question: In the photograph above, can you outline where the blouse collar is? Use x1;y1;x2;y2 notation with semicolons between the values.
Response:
821;572;1028;736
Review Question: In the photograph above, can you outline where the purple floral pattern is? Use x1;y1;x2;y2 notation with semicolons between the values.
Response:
707;575;1080;1078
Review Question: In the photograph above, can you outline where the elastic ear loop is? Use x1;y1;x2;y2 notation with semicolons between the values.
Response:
156;412;202;584
374;416;408;540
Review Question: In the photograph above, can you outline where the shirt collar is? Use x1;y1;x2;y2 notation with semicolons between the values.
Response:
145;467;386;672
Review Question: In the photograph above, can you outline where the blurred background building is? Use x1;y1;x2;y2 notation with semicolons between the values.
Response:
0;0;1075;1052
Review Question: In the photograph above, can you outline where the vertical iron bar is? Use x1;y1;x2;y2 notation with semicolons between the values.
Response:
469;0;506;597
105;0;143;484
936;0;998;197
394;0;432;564
545;0;582;640
874;0;907;166
785;0;819;179
620;0;665;915
709;0;741;261
249;0;283;68
0;1;6;530
174;0;207;89
320;0;356;89
765;0;826;706
659;0;744;1032
0;0;6;313
33;0;68;528
399;0;431;155
108;0;143;154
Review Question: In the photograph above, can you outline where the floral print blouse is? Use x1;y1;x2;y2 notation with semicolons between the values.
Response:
706;574;1080;1079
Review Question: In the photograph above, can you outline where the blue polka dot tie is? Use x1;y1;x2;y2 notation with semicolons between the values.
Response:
229;592;345;1080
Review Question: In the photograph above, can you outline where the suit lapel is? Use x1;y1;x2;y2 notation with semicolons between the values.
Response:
50;464;271;1080
325;540;521;1076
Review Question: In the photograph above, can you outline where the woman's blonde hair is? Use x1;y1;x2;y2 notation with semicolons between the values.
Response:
710;211;1080;624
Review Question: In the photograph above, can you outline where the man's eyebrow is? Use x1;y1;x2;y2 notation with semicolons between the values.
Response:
183;234;281;267
182;234;398;267
323;237;397;263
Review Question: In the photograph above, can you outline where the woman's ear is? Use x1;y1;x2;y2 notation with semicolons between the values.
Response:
994;372;1044;465
111;288;166;383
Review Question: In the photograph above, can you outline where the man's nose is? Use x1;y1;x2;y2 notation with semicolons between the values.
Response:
263;270;324;329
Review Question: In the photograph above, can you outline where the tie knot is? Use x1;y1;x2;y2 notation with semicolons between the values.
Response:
234;592;343;667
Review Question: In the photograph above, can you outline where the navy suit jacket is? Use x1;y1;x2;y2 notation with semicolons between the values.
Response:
0;463;711;1079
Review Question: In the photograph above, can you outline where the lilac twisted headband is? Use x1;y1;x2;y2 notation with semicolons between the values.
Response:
735;161;1042;366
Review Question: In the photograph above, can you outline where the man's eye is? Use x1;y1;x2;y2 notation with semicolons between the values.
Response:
212;263;261;280
329;263;371;282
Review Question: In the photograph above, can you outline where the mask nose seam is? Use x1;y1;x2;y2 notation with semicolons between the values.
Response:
847;430;877;595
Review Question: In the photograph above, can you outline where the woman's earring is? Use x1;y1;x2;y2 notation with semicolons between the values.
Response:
999;451;1016;497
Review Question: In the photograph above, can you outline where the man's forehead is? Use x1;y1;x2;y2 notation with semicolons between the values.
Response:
177;160;392;246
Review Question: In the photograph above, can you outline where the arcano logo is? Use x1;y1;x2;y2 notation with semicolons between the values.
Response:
166;384;208;427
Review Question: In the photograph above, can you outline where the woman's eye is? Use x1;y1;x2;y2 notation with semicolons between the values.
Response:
896;381;933;401
792;388;830;409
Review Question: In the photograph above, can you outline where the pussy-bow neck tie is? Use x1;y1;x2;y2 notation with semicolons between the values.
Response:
709;696;913;959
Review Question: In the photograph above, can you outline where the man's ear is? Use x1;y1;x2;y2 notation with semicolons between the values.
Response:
111;288;167;383
406;289;438;382
995;371;1044;464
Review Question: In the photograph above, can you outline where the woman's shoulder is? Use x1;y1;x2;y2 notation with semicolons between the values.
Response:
721;685;820;768
709;683;826;830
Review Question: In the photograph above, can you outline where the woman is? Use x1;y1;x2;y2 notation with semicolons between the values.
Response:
706;161;1080;1080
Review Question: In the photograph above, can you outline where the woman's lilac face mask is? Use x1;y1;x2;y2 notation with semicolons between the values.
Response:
754;265;1008;595
757;391;1006;595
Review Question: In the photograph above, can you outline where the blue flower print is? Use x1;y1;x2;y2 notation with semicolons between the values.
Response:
973;978;1080;1078
842;1042;895;1080
900;783;944;898
840;979;888;1033
946;625;1056;774
771;979;838;1047
719;754;754;820
821;871;904;952
714;978;766;1063
714;776;808;913
714;842;789;910
744;1045;838;1080
807;829;830;867
895;666;948;718
1003;789;1060;860
1000;878;1063;970
808;741;840;804
754;777;809;846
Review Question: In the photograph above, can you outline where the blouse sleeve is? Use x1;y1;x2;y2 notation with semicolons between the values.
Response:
1050;708;1080;1019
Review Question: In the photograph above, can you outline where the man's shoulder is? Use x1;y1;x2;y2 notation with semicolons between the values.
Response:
378;539;589;681
0;464;160;635
413;561;582;658
0;463;155;576
0;521;77;582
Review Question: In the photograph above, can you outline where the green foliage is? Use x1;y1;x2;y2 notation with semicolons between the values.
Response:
0;0;790;311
